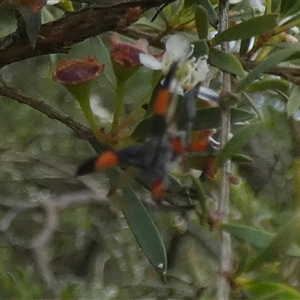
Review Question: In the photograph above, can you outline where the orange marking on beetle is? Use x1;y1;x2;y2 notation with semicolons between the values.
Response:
95;152;119;170
151;180;165;201
154;88;171;116
188;129;214;153
187;140;209;152
172;137;185;155
202;156;217;179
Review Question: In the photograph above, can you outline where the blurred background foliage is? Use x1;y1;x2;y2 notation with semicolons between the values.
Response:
1;0;300;299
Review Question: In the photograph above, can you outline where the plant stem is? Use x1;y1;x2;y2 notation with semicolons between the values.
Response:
116;106;144;132
111;79;126;135
77;94;105;143
217;0;232;299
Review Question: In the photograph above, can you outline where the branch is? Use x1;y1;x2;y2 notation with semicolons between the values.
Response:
0;80;111;152
240;58;300;85
0;0;175;68
217;0;232;299
30;199;59;294
0;191;110;292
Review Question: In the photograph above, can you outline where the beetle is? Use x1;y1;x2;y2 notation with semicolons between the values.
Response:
76;63;216;202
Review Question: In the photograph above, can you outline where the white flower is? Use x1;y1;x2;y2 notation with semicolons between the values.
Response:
47;0;60;4
140;34;219;102
139;34;193;72
139;34;209;93
230;0;265;13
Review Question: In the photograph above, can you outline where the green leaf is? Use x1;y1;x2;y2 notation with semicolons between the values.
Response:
184;0;196;8
192;40;209;58
130;116;152;141
120;186;167;281
209;47;245;77
231;153;253;164
134;16;166;31
195;5;209;39
270;0;281;13
211;14;278;45
282;1;300;17
190;174;208;218
106;169;167;281
164;175;194;207
236;47;300;91
246;211;300;271
197;0;218;28
239;38;252;56
287;84;300;117
245;79;290;93
132;107;256;141
216;122;262;167
242;92;264;120
222;223;300;257
281;0;299;15
244;281;300;300
190;107;256;131
19;7;41;48
222;223;272;249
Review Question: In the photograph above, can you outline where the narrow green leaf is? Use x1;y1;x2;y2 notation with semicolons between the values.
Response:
106;168;167;281
130;116;152;141
231;153;253;164
242;92;264;120
236;47;300;91
211;14;278;45
134;16;166;31
270;0;281;13
120;186;167;281
222;223;273;248
283;1;300;17
19;7;41;48
245;281;300;300
192;40;209;58
190;174;208;218
197;0;218;28
245;79;290;93
132;108;256;141
216;122;262;167
246;211;300;271
195;5;209;39
184;0;196;8
287;84;300;117
209;47;245;77
239;38;252;56
281;0;298;15
190;107;256;131
222;223;300;257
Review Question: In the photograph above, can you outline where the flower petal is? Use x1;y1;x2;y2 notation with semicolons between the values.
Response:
110;33;151;67
47;0;60;4
165;34;192;61
139;53;162;70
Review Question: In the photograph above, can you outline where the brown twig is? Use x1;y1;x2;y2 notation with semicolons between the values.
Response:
0;80;110;152
0;0;175;68
0;190;110;293
240;58;300;86
217;1;232;299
